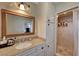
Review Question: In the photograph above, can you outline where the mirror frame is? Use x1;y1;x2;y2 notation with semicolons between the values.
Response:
1;9;35;38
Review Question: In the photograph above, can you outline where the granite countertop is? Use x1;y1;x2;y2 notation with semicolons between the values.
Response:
0;37;45;56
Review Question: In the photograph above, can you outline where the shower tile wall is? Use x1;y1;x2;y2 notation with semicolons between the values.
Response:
57;12;74;55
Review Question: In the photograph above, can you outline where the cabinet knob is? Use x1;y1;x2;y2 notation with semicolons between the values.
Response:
41;47;44;49
14;37;16;39
48;45;50;47
48;19;50;21
48;24;50;26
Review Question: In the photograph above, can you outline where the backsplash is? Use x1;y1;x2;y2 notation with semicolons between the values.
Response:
6;35;38;43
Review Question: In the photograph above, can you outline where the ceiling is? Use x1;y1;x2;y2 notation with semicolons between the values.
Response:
0;2;71;7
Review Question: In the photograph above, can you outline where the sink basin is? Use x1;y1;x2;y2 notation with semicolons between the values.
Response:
15;42;32;49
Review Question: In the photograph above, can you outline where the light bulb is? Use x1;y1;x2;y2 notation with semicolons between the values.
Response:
19;4;25;10
56;15;58;18
63;12;67;14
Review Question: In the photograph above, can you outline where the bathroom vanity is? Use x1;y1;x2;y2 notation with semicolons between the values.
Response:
0;37;45;56
0;9;55;56
16;38;45;56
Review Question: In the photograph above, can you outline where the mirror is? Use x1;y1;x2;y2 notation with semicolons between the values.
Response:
6;14;33;34
1;9;35;38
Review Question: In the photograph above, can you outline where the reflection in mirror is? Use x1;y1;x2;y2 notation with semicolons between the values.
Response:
6;14;33;35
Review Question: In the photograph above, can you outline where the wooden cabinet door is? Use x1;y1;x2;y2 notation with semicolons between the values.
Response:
46;42;55;56
46;18;55;42
29;51;45;56
35;44;46;56
17;44;46;56
16;47;36;56
36;51;45;56
46;18;56;56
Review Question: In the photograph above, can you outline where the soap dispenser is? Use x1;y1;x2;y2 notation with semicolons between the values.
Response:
3;36;7;44
0;36;7;45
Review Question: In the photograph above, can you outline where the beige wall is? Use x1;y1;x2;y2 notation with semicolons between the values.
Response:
37;3;56;39
37;3;48;39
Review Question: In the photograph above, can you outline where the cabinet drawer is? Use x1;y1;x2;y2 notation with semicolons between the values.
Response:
17;47;36;56
28;51;45;56
17;44;46;56
35;44;45;53
27;44;46;56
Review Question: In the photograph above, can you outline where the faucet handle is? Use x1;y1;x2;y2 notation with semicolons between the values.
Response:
7;39;15;46
28;38;32;41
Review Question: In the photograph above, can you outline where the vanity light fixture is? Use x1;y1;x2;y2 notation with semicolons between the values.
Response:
18;2;30;11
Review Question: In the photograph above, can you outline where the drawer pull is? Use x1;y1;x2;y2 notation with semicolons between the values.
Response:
48;24;50;26
41;47;44;49
48;45;50;47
